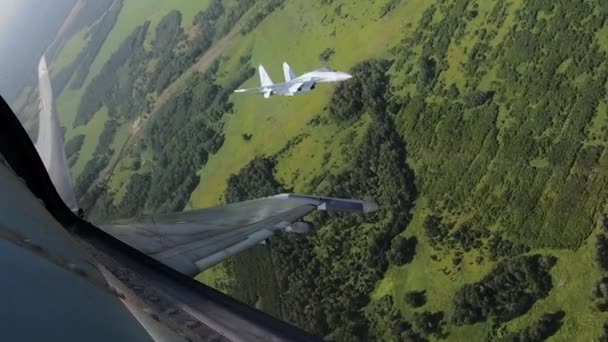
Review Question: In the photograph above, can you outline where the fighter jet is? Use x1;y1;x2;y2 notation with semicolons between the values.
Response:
234;62;352;98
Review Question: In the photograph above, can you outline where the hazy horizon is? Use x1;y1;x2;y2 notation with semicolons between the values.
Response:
0;0;75;103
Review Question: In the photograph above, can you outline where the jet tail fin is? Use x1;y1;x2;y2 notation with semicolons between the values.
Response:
36;55;79;212
259;65;273;87
283;62;296;82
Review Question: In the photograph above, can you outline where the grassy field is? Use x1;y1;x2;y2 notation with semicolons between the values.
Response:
51;0;214;180
194;0;608;339
85;0;212;92
195;263;232;292
50;28;89;77
70;107;108;178
189;0;433;208
375;196;608;340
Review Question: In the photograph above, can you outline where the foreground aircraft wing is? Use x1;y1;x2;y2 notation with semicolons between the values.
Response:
101;194;378;276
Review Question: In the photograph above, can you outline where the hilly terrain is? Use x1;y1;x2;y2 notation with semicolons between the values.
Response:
23;0;608;340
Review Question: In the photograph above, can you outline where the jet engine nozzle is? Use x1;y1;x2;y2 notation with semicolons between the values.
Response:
285;221;314;234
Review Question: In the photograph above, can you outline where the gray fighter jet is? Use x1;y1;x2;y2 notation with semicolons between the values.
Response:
234;62;352;98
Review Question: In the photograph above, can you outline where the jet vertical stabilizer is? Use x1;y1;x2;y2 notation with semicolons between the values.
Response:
36;55;78;212
283;62;297;82
259;65;274;87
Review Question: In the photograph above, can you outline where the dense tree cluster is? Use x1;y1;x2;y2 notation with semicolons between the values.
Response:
271;121;415;339
390;0;608;250
592;277;608;312
64;134;85;167
225;157;285;203
146;11;188;93
76;21;150;127
502;311;565;342
51;0;124;95
387;235;418;266
423;215;453;248
413;311;446;338
329;59;392;122
366;295;423;341
74;120;118;198
448;224;489;252
597;235;608;271
113;173;152;219
487;234;529;261
71;0;125;90
75;154;110;203
217;0;259;36
145;0;246;95
240;0;286;35
453;255;556;325
405;290;427;308
600;322;608;342
143;64;254;213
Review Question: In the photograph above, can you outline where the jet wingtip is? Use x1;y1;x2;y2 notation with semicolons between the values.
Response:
362;200;380;213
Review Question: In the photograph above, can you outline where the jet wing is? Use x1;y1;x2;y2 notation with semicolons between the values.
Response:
287;80;319;93
234;83;290;94
233;87;266;94
100;194;378;276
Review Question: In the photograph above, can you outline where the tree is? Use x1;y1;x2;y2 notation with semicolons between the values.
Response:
319;48;335;62
453;255;556;325
592;277;608;311
329;59;392;122
418;56;436;88
414;311;446;338
405;290;427;308
225;157;285;203
503;311;565;341
424;215;452;247
597;234;608;271
387;236;418;266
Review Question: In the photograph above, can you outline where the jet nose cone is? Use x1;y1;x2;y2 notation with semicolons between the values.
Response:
340;72;353;81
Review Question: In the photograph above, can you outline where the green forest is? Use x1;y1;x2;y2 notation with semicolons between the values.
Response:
31;0;608;340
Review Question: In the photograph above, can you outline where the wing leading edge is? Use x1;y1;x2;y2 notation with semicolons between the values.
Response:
101;194;378;276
